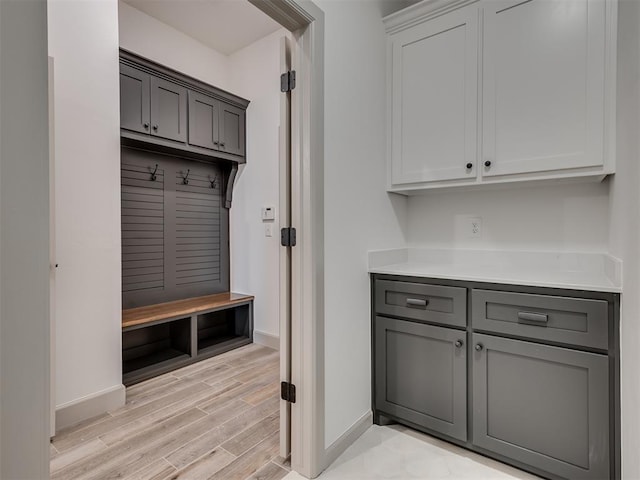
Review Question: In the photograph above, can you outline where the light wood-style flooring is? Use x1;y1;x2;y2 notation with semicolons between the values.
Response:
50;343;288;480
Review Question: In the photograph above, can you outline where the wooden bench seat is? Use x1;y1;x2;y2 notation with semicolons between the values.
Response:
122;292;255;329
121;292;254;386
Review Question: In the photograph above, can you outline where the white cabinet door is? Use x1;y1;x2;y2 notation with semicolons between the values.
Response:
482;0;606;178
390;6;478;186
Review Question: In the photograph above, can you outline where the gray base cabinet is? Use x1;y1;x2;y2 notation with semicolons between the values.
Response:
371;274;619;480
375;317;467;441
472;333;609;480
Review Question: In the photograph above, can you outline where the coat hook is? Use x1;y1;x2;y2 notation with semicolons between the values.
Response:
150;164;158;181
209;175;218;189
182;169;190;185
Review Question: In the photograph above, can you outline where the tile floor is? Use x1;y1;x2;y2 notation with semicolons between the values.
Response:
283;424;541;480
50;343;288;480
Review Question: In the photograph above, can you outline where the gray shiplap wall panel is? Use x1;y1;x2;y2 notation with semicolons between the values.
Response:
122;147;228;308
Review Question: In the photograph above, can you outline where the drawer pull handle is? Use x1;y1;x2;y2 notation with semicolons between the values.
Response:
517;311;549;325
406;298;428;308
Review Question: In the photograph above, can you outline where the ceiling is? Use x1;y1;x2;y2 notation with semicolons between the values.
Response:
122;0;283;55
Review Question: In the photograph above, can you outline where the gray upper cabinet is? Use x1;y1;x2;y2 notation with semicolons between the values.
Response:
120;64;151;135
375;316;467;441
188;91;220;151
472;333;610;480
150;77;187;143
219;103;246;157
120;51;249;163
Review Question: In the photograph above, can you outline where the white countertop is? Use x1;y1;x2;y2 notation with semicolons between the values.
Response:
368;248;622;293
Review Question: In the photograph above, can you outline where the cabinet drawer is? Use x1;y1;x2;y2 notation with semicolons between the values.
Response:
472;289;608;350
472;333;609;480
375;280;466;327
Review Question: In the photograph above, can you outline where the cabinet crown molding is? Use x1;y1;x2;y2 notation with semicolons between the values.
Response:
383;0;478;34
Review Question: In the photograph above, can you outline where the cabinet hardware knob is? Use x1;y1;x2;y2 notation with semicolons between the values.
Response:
455;340;463;348
484;160;491;167
475;344;484;351
152;125;158;131
214;141;219;145
466;163;473;169
143;122;149;129
220;142;226;147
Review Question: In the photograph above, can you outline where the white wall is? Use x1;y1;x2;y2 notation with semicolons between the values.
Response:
48;0;123;409
408;182;610;252
228;30;285;341
0;0;51;476
119;3;283;343
316;0;408;448
119;1;231;91
609;1;640;477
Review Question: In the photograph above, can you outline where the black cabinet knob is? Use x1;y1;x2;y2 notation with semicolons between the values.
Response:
214;141;219;146
455;340;464;348
484;160;492;167
475;344;484;351
152;125;158;131
466;163;473;169
220;142;226;148
143;122;149;129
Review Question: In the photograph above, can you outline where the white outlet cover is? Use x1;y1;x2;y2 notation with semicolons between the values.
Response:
469;217;482;238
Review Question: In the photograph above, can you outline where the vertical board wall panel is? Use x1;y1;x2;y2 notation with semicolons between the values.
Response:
121;148;229;308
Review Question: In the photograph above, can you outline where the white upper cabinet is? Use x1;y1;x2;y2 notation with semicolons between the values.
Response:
385;0;616;193
482;0;606;178
390;6;478;186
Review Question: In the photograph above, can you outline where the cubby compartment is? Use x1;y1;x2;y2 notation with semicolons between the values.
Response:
197;304;252;356
122;317;191;383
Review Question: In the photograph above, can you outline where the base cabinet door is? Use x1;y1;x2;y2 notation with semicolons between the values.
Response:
375;317;467;441
472;333;609;480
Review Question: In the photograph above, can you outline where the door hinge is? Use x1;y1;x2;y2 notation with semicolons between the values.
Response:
281;227;297;247
281;381;297;403
280;70;296;92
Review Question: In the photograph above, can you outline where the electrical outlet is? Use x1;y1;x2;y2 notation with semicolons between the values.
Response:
265;224;273;237
469;217;482;238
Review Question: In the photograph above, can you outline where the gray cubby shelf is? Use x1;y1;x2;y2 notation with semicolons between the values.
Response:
122;293;254;386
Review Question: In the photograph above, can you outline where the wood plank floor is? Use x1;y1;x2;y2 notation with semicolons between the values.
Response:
51;343;289;480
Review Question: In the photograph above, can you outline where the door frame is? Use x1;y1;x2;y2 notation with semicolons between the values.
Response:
248;0;326;477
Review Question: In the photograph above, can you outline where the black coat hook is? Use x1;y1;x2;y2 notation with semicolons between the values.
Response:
182;169;190;185
209;175;218;189
150;164;158;181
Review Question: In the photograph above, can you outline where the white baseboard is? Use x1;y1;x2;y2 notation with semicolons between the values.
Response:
322;411;373;472
253;330;280;350
55;384;126;433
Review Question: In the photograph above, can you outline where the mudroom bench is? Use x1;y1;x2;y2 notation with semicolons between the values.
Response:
122;292;254;386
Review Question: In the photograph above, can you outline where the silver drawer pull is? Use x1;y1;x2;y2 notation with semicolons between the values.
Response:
517;311;549;325
406;298;428;308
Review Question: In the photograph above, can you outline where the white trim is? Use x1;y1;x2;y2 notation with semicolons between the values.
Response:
55;384;125;433
384;0;479;34
254;330;280;350
322;411;373;471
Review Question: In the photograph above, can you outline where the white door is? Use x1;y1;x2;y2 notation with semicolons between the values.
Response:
390;5;478;186
482;0;606;178
279;34;293;459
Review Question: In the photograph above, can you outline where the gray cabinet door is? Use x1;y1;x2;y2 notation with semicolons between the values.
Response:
188;91;220;151
219;103;246;157
150;77;187;143
120;64;150;135
472;333;609;480
375;316;467;441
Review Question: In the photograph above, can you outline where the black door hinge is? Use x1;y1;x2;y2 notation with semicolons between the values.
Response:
281;227;297;247
280;70;296;92
281;381;297;403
